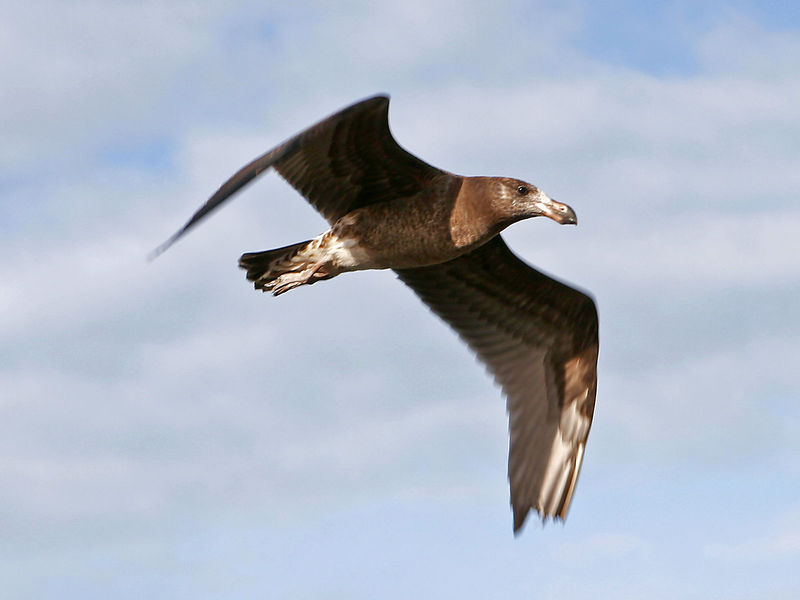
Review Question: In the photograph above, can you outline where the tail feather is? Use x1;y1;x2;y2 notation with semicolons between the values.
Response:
239;240;311;288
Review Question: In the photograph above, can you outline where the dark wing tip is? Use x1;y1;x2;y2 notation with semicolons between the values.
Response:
147;228;187;261
147;145;285;261
512;505;567;535
364;92;390;104
511;505;537;535
513;507;527;535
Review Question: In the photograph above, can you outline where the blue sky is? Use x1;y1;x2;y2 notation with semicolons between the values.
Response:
2;1;800;598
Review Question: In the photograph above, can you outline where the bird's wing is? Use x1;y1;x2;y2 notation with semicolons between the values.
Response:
395;236;598;533
152;95;447;257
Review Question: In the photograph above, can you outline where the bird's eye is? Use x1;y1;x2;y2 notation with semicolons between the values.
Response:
516;185;528;195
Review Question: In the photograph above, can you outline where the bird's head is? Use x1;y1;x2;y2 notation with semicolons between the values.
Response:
492;177;577;226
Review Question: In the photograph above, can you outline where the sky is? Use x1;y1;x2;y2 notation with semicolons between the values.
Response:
2;0;799;598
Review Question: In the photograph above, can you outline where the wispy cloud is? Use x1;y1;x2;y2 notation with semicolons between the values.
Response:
552;531;649;562
704;507;800;561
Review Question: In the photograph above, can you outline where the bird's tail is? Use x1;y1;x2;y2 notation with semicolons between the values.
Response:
239;240;319;295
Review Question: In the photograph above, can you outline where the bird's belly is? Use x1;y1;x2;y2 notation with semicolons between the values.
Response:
340;235;480;271
317;230;466;273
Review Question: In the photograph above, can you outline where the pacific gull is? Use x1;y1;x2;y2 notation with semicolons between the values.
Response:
153;95;599;533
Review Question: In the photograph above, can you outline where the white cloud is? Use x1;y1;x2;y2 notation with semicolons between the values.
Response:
552;531;649;562
598;330;800;461
583;211;800;289
0;1;231;174
704;507;800;561
697;14;800;77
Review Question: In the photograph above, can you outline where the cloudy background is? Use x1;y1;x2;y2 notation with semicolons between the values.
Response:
2;0;799;598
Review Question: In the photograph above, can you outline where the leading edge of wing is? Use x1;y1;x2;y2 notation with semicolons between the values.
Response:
148;94;390;260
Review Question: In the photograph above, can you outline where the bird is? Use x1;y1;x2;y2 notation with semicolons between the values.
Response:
153;94;598;534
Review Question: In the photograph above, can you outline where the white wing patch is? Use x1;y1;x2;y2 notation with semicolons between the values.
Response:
495;345;593;526
536;397;591;517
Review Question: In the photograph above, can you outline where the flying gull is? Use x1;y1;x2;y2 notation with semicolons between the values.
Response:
153;95;599;533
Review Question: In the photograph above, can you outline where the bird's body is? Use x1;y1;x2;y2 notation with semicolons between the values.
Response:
155;95;598;533
242;175;576;295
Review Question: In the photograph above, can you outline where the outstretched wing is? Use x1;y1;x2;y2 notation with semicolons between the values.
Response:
395;236;598;533
152;95;447;257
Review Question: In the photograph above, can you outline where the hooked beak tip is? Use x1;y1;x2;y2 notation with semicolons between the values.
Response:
546;197;578;225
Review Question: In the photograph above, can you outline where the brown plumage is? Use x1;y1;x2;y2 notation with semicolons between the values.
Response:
154;95;599;533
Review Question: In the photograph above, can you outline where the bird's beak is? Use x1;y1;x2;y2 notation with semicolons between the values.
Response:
536;193;577;225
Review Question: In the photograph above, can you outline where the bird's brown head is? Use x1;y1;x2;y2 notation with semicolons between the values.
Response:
491;177;577;226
